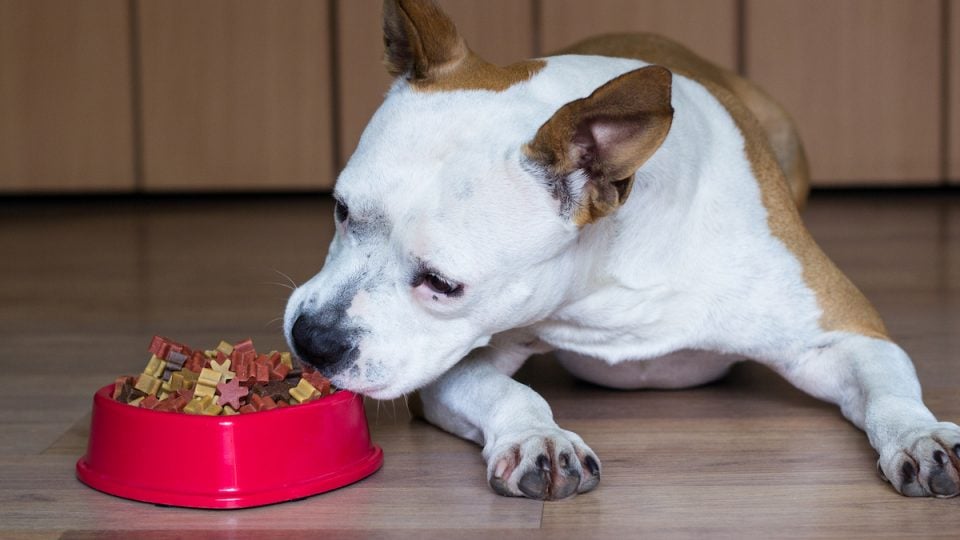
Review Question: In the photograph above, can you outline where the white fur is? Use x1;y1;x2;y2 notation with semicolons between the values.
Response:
285;53;960;499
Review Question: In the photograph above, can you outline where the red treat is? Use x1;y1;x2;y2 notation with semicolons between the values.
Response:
249;393;277;411
267;351;281;366
238;404;257;414
302;371;332;396
233;338;251;358
153;397;179;412
147;335;168;356
216;378;249;409
260;395;278;410
235;360;257;387
254;362;270;383
184;351;206;373
269;363;290;381
139;395;160;410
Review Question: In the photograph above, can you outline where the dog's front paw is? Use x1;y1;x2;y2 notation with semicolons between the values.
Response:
877;422;960;498
484;428;600;500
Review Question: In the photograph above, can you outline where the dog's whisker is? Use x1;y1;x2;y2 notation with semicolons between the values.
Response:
262;280;295;291
272;268;299;290
263;316;284;328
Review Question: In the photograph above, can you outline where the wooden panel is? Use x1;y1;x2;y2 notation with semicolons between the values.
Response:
950;0;960;183
0;0;134;192
746;0;942;186
138;0;333;191
336;0;534;168
539;0;738;71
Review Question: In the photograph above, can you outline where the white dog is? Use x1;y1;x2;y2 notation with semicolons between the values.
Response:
285;0;960;500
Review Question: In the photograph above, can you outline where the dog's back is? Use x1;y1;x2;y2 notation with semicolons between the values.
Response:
556;33;810;209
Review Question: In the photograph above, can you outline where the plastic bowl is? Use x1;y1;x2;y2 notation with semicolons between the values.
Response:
76;384;382;509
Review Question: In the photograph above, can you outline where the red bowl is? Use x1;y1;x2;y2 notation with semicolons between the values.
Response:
76;384;382;509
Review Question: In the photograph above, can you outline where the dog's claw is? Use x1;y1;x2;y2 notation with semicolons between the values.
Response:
489;475;515;497
485;428;599;500
929;467;959;497
518;468;550;499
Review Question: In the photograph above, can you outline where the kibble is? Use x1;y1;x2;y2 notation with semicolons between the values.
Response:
112;336;334;415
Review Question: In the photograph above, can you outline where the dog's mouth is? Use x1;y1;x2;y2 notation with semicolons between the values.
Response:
317;360;400;400
328;373;397;399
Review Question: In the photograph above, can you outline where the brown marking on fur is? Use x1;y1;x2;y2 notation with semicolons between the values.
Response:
557;34;810;209
558;33;886;339
413;54;546;93
383;0;544;93
524;66;674;226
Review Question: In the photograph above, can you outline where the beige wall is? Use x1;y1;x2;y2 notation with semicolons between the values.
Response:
1;0;958;192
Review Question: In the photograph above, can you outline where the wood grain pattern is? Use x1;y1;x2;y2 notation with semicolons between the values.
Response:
1;192;958;535
335;0;534;168
950;0;960;183
138;0;334;191
0;0;134;192
538;0;738;71
745;0;942;186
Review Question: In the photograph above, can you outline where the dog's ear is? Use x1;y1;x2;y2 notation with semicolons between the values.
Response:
524;66;674;225
382;0;468;81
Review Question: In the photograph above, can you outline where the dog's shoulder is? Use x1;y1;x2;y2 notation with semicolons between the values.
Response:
551;33;886;340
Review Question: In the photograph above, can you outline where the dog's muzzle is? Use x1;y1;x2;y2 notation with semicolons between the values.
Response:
290;313;358;375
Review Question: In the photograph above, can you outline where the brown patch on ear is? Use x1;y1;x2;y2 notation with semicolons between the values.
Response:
383;0;544;92
525;66;674;225
383;0;467;80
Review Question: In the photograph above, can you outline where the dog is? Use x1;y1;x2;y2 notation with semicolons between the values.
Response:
284;0;960;500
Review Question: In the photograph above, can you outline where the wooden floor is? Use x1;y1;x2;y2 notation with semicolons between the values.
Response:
1;191;958;538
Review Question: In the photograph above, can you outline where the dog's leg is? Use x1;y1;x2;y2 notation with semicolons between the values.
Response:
767;333;960;497
418;341;600;500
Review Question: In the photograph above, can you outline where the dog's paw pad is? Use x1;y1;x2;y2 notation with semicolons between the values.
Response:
485;428;599;500
878;422;960;498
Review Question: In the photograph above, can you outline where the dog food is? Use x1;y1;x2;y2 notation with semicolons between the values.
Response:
112;336;334;415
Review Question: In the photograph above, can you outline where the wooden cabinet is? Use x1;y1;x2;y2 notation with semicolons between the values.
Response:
335;0;534;168
951;0;960;184
137;0;334;191
538;0;739;71
745;0;942;186
1;0;957;192
0;0;134;192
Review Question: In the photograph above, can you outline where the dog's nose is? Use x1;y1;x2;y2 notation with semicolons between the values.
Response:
291;313;353;372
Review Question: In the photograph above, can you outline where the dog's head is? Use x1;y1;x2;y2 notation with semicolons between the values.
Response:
284;0;673;399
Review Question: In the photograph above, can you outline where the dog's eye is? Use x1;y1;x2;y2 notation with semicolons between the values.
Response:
415;272;463;297
334;198;349;223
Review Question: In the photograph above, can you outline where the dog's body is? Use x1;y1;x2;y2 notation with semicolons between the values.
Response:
285;0;960;500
